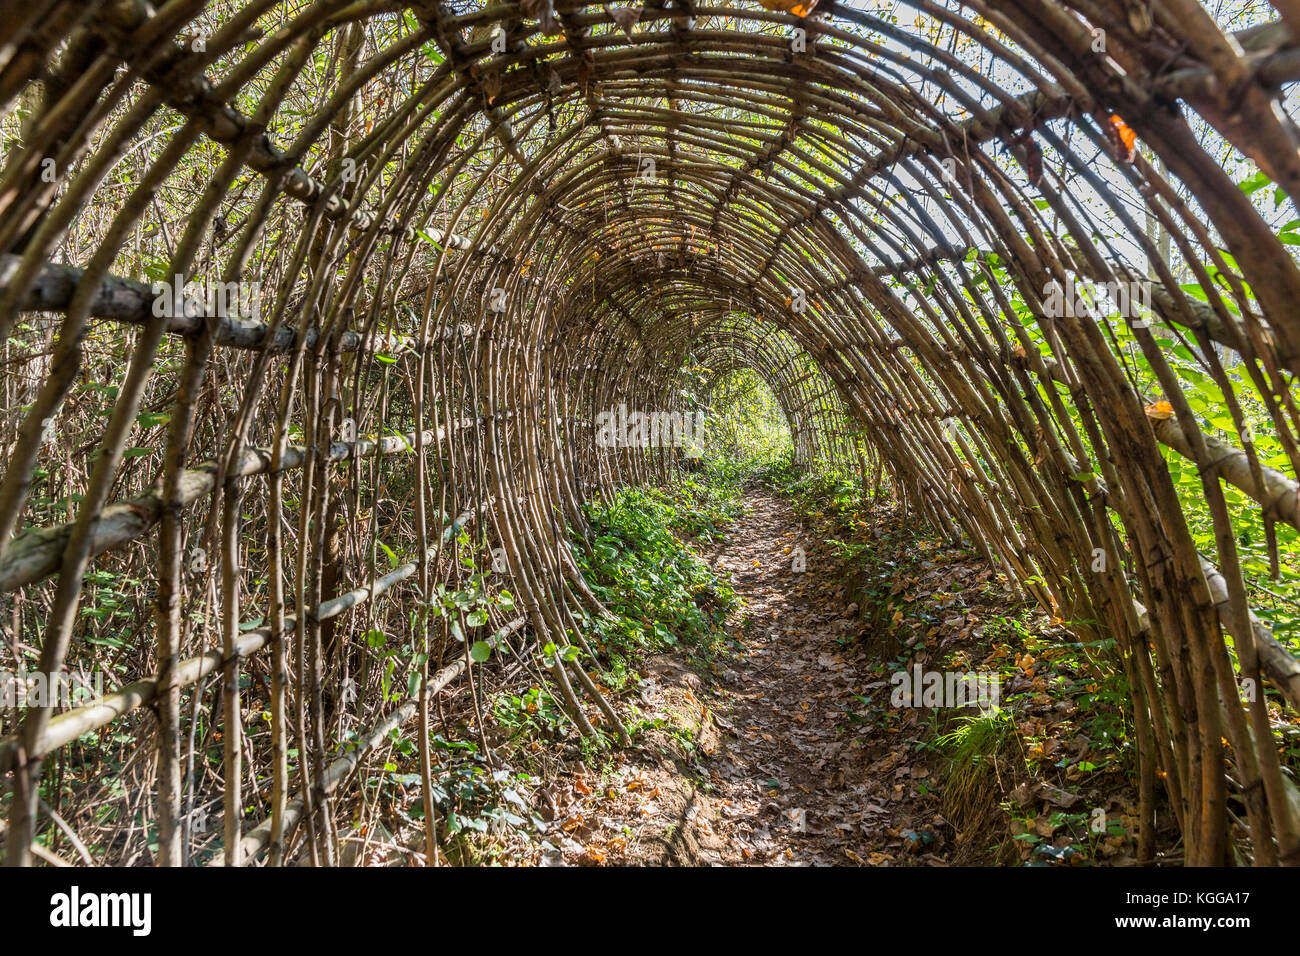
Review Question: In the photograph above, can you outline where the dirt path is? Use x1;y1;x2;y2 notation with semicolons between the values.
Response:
552;489;955;866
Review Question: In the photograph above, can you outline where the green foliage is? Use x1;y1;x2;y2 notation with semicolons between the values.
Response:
968;180;1300;652
575;485;738;672
703;368;793;468
937;707;1018;772
663;461;745;541
390;735;542;863
493;686;568;739
759;457;864;520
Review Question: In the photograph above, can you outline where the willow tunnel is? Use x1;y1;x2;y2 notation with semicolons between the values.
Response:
1;0;1300;867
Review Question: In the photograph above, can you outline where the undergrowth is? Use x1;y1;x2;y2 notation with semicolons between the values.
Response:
575;476;740;682
350;466;749;865
935;709;1022;864
760;455;1153;864
434;468;745;862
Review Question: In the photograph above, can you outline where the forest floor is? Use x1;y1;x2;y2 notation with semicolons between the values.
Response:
511;486;1153;867
549;489;960;866
457;483;1159;867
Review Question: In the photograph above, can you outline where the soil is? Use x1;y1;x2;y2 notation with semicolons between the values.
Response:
539;490;963;866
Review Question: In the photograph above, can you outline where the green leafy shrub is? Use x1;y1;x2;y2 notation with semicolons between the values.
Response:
575;486;737;669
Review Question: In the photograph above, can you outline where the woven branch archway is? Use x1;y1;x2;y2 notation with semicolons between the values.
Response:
2;0;1300;867
693;315;856;467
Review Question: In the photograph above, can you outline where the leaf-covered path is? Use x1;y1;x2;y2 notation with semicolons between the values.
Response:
551;489;957;866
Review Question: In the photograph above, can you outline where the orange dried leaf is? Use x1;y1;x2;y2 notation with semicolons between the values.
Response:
1107;114;1137;163
759;0;819;16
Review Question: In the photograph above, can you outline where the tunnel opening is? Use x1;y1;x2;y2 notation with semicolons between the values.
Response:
702;365;794;466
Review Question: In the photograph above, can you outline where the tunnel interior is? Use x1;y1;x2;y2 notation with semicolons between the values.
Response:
1;0;1299;867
